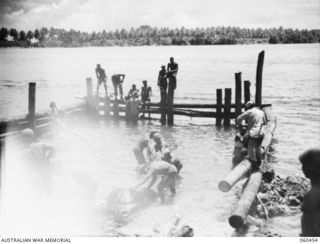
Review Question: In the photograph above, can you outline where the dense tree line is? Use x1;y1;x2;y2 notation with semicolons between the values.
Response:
0;25;319;47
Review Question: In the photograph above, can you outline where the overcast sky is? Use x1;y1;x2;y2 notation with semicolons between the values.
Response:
0;0;319;31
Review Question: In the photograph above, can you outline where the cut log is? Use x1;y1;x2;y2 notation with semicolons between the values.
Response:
229;170;262;229
218;159;252;192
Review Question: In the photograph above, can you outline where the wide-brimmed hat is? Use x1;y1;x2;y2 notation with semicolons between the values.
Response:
245;101;254;109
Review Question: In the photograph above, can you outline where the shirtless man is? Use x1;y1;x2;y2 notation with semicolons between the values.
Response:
95;64;107;95
111;74;125;100
135;160;178;203
167;57;178;90
133;139;154;174
299;148;320;237
141;80;152;118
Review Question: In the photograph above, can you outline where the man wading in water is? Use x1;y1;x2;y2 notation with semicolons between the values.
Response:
299;148;320;237
236;101;266;170
95;64;107;95
134;160;178;203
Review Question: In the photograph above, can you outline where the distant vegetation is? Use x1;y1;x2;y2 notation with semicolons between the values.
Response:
0;25;319;48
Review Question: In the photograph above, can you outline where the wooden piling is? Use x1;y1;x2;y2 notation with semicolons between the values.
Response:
86;77;93;98
216;89;222;126
223;88;232;126
28;82;36;130
244;80;251;104
104;96;111;121
255;51;265;107
235;72;242;120
229;170;263;229
113;99;119;120
160;91;167;125
167;82;175;126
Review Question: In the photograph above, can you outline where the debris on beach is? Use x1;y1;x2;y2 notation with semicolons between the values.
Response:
254;171;310;219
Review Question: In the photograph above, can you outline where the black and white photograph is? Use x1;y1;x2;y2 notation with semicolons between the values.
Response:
0;0;319;242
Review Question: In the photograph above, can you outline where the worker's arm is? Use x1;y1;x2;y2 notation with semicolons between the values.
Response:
146;174;157;189
95;69;99;79
236;111;249;124
171;64;178;73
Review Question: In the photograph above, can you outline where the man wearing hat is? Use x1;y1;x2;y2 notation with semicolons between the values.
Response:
236;101;266;170
141;80;152;118
299;148;320;236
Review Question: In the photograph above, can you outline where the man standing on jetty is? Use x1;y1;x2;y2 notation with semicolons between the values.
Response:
236;101;266;170
95;64;107;96
111;74;125;101
158;65;167;98
299;148;320;237
141;80;152;118
167;57;178;90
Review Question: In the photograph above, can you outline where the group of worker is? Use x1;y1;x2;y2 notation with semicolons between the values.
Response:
132;131;182;203
95;57;179;117
235;100;320;237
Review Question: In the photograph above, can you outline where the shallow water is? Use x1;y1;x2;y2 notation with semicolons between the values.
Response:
0;44;320;236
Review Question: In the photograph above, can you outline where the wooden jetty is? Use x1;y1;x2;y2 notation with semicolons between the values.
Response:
0;50;269;139
83;50;269;126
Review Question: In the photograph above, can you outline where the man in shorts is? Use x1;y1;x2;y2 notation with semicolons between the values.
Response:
141;80;152;118
111;74;125;101
95;64;107;95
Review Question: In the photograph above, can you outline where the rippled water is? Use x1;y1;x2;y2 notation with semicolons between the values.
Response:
0;44;319;236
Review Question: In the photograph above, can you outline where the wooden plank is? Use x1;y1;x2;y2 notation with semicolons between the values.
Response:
255;51;265;107
235;72;242;120
28;82;36;130
216;89;222;125
223;88;232;126
244;80;251;105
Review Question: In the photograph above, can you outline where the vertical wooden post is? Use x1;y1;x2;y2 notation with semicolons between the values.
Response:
216;89;222;126
235;72;242;121
113;99;119;120
224;88;232;126
104;95;110;121
28;82;36;130
86;77;93;98
167;81;174;126
255;51;265;107
244;80;251;104
160;91;167;125
85;77;94;116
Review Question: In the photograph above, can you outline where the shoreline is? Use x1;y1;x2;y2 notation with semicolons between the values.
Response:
1;42;320;49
